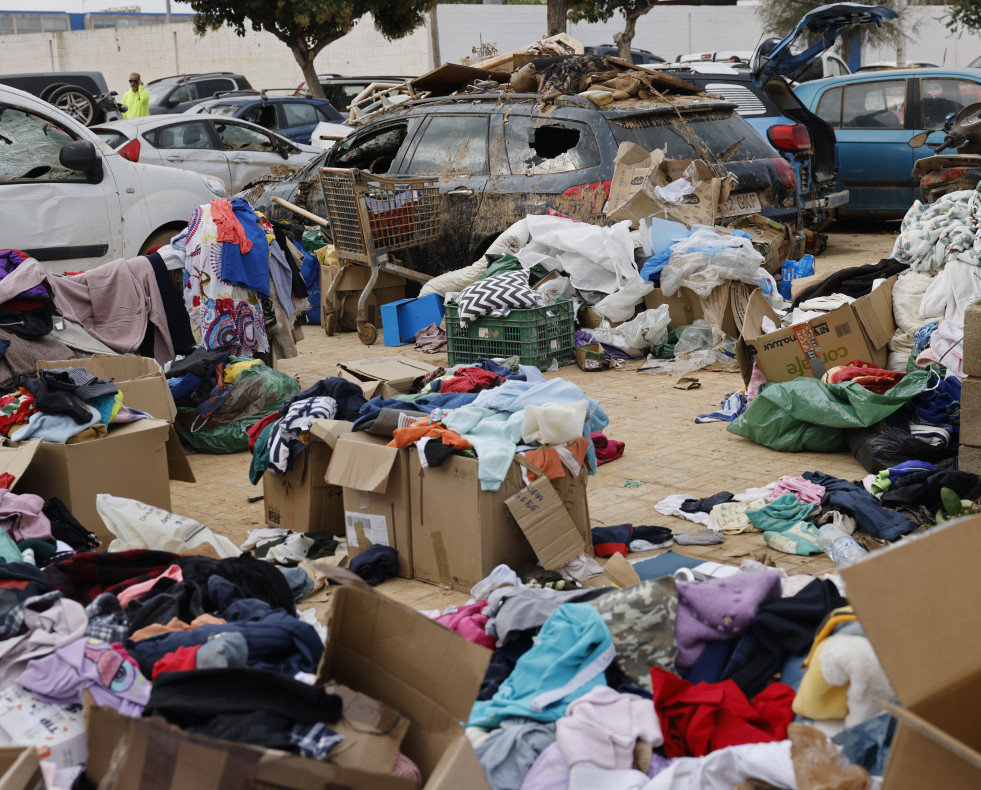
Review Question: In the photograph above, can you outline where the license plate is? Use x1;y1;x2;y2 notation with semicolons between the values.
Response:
719;191;762;218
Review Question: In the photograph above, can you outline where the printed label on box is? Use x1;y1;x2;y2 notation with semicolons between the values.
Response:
345;512;390;548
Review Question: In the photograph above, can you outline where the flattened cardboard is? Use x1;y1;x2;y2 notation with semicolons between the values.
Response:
737;278;896;384
263;442;345;535
15;420;174;546
410;454;536;592
83;704;412;790
325;432;414;577
37;355;177;422
410;63;510;96
602;552;641;587
842;515;981;790
506;475;587;570
317;585;491;790
337;358;438;399
0;747;43;790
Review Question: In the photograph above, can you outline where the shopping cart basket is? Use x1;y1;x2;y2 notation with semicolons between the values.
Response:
272;167;439;345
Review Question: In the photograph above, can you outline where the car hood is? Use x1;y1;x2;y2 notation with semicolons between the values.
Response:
751;2;897;84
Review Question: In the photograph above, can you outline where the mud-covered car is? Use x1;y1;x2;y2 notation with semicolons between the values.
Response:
246;89;804;277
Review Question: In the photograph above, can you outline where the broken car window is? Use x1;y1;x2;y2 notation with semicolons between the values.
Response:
328;121;416;173
610;111;776;162
505;117;600;175
215;122;277;152
405;115;489;176
0;106;86;183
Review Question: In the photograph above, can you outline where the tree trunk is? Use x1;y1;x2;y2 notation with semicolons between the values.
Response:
290;44;327;99
614;12;640;61
547;0;568;36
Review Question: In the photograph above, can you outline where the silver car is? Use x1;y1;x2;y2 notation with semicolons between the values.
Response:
90;114;318;194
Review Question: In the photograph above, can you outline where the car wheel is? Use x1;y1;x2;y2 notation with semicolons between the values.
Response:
140;227;181;255
39;82;69;103
808;209;837;233
49;85;98;126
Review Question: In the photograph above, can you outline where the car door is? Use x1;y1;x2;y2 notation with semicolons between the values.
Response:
0;102;116;269
913;75;981;166
278;100;321;144
393;113;491;272
212;119;290;194
147;120;232;191
815;78;914;215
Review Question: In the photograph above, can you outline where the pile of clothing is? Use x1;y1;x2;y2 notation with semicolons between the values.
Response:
0;366;151;445
0;248;194;381
249;377;367;483
443;553;891;790
164;198;309;361
349;358;608;492
166;347;301;454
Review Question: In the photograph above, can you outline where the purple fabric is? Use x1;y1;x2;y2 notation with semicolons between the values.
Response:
674;571;782;672
0;250;50;301
574;331;637;360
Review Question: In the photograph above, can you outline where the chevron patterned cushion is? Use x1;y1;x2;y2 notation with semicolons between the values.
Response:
453;270;545;327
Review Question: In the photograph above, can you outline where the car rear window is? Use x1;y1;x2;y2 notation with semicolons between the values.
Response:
609;109;776;162
92;128;128;149
198;103;241;117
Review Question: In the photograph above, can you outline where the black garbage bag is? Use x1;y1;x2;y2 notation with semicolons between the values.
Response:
847;423;958;473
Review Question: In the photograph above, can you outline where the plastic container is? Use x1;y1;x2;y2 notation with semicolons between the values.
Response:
817;523;868;567
445;300;574;370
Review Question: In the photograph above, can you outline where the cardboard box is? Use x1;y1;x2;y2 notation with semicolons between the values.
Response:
320;265;406;332
410;454;590;592
82;704;413;790
575;343;609;371
337;358;438;400
0;685;85;772
841;515;981;790
36;355;177;423
730;214;793;275
578;305;628;330
0;747;42;790
607;143;734;227
317;585;492;790
263;441;346;535
644;281;754;338
737;277;896;383
324;431;414;577
321;683;410;774
15;420;192;546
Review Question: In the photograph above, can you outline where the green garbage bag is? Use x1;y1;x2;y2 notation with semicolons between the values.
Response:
301;227;328;253
727;370;933;452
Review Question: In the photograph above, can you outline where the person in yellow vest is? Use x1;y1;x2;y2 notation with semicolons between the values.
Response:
121;73;150;118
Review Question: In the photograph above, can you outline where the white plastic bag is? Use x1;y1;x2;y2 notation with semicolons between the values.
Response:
97;494;241;558
584;305;671;356
660;228;767;298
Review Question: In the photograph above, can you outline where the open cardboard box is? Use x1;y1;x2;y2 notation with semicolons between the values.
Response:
737;276;896;384
324;431;414;578
337;358;438;400
842;514;981;790
262;419;352;535
644;280;754;337
0;747;43;790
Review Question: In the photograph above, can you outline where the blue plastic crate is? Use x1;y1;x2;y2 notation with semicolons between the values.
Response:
380;294;445;346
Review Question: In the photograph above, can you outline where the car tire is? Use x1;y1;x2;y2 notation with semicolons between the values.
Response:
809;209;837;233
49;85;100;126
39;82;70;103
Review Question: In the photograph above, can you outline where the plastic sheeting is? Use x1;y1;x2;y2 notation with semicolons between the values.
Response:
727;370;933;453
580;306;671;357
660;228;769;299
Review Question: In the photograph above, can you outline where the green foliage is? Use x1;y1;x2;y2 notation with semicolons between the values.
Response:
568;0;658;25
945;0;981;33
934;486;981;526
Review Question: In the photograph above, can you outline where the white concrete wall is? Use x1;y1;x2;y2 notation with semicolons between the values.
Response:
0;3;977;103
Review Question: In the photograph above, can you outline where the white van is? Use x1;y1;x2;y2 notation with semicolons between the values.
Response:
0;84;227;273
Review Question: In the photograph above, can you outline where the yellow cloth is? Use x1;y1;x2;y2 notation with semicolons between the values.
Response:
121;86;151;118
793;640;850;720
804;606;857;665
223;359;262;384
708;498;769;534
109;392;123;423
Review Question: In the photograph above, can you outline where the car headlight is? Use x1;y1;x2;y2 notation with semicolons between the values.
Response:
201;174;228;198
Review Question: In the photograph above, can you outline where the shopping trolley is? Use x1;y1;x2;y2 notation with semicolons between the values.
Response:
271;167;439;345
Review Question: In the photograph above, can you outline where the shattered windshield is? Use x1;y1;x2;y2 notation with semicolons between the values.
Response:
0;106;86;182
610;110;777;162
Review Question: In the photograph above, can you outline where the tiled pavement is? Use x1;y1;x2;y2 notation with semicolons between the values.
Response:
170;225;898;610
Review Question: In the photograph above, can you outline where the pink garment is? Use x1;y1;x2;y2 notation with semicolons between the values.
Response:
0;256;174;364
746;362;767;402
210;199;252;253
116;564;183;608
771;475;826;505
0;489;52;541
435;601;495;650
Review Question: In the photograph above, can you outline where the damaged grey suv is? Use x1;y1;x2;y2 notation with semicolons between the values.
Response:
247;78;804;276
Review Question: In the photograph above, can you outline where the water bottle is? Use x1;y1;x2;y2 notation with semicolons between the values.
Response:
817;523;868;568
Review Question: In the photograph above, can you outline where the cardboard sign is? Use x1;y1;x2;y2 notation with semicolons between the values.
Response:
506;474;586;571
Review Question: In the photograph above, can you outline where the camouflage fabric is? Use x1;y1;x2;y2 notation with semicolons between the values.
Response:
588;577;678;691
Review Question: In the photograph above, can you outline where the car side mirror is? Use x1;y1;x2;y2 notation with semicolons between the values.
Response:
59;140;103;184
909;132;930;148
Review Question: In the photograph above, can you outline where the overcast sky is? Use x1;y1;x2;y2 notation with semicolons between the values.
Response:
2;1;195;13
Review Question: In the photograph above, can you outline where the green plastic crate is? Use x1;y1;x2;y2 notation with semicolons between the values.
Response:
445;300;575;370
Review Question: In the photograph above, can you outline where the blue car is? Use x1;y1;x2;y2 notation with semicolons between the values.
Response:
187;94;343;145
795;68;981;217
